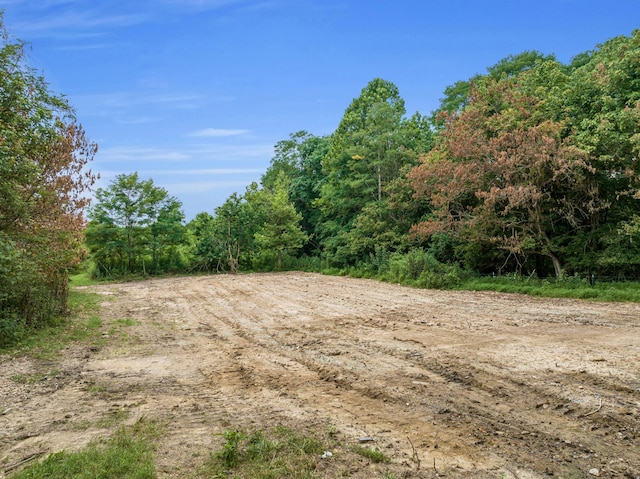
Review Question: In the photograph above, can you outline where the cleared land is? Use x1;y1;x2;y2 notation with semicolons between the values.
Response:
1;272;639;478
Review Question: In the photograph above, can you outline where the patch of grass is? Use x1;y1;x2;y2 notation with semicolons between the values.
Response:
114;318;137;327
457;276;640;302
2;290;103;360
96;408;130;428
351;445;391;464
201;425;325;478
10;418;162;479
68;272;101;287
85;381;108;396
10;369;60;385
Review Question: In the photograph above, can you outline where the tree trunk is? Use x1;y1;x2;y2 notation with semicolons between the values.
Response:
277;250;282;270
548;252;563;278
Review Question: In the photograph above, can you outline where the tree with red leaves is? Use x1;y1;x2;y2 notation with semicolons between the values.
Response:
410;76;602;277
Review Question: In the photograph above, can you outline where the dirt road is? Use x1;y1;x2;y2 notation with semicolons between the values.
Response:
1;273;639;478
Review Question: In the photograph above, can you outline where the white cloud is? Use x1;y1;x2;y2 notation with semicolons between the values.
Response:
95;143;273;165
15;11;148;37
161;0;247;10
97;147;191;163
148;168;263;175
188;128;248;137
161;180;251;194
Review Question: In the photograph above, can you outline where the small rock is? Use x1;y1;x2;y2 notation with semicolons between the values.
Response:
588;468;600;476
321;451;333;459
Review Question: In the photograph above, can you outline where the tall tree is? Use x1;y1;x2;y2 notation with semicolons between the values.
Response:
410;76;601;277
563;30;640;275
316;79;432;263
261;131;330;253
250;174;307;269
86;173;183;276
0;15;96;342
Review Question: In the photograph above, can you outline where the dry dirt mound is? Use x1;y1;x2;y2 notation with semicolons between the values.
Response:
1;272;639;478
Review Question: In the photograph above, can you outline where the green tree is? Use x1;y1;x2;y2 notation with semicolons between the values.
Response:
0;15;96;344
563;30;640;275
150;197;185;272
262;131;330;254
249;174;307;269
316;79;432;264
185;212;217;272
86;173;184;276
211;192;256;273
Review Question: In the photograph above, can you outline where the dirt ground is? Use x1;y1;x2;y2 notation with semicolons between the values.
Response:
1;272;639;478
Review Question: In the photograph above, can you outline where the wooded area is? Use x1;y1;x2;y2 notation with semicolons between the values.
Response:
86;30;640;283
2;15;639;346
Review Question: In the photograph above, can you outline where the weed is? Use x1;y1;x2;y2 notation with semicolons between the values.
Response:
85;381;108;395
352;445;391;463
114;318;137;327
10;369;60;385
201;426;325;478
217;429;246;468
10;418;161;479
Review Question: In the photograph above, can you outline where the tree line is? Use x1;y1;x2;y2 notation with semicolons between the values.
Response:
86;30;640;283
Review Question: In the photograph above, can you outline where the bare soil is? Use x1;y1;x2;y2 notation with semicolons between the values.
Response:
1;272;639;478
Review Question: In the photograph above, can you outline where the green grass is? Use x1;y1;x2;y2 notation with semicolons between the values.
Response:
2;289;103;360
351;445;391;464
10;369;60;385
335;260;640;302
457;276;640;302
68;272;102;287
10;418;162;479
200;426;326;479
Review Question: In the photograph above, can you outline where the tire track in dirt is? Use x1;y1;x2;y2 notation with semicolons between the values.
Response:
150;273;639;478
1;272;639;478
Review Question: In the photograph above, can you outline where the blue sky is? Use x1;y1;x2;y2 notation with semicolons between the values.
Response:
3;0;639;220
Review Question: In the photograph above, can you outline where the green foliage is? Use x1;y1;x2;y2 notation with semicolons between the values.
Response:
0;15;97;345
77;31;640;291
315;78;433;265
410;31;640;280
351;445;391;464
186;189;261;273
250;174;308;269
459;275;640;302
262;131;330;256
379;249;465;289
1;289;102;358
217;429;246;468
12;419;161;479
203;426;325;478
86;173;185;278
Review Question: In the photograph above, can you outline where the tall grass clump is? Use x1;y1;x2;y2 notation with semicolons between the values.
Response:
202;426;325;478
11;419;161;479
